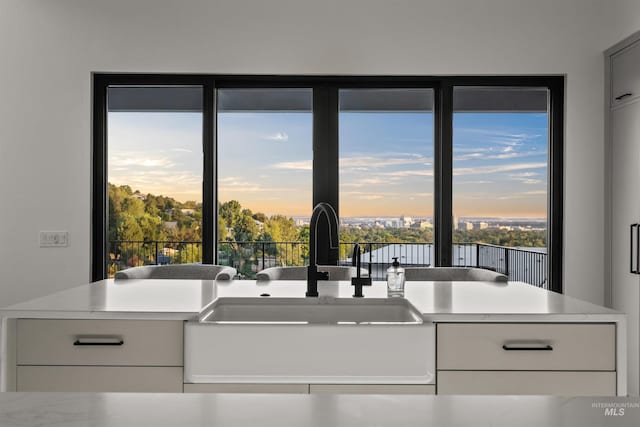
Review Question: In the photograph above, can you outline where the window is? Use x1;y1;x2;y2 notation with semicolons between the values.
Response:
105;86;203;277
339;88;434;278
452;87;550;287
93;76;563;292
216;88;313;277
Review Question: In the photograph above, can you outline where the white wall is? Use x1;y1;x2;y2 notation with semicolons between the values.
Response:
0;0;631;306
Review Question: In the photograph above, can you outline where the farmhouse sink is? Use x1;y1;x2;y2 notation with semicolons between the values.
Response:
185;296;434;384
198;296;423;324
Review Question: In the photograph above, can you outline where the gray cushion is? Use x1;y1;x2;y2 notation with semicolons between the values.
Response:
114;264;237;281
404;267;507;282
256;266;368;281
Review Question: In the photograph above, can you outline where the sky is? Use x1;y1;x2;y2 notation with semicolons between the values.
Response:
108;109;548;219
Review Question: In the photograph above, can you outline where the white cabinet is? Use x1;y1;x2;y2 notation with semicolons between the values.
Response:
609;36;640;396
184;383;308;393
611;40;640;107
436;323;617;395
309;384;435;395
17;319;183;366
17;366;183;392
437;371;616;396
15;319;183;392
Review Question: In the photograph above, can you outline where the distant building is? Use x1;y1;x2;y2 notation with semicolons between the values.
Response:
462;221;474;231
419;221;432;229
400;216;413;228
453;215;459;230
164;221;178;230
478;222;489;230
180;208;196;215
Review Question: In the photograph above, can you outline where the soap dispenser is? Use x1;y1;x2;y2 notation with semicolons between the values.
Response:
386;257;405;296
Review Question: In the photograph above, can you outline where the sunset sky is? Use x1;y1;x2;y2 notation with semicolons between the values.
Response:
108;110;547;219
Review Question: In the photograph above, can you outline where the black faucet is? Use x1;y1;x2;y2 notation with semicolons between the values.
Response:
351;243;372;297
307;202;339;297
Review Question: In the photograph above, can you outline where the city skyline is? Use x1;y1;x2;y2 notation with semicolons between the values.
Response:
108;110;548;218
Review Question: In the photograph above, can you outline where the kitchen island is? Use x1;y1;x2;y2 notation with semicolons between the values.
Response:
0;279;626;395
0;393;639;427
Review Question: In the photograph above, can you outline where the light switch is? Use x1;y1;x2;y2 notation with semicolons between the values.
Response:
39;231;69;247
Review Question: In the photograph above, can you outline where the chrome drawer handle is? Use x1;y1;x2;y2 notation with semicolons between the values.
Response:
74;336;124;346
502;343;553;351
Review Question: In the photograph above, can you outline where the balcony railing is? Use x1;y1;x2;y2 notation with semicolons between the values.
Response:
108;240;548;289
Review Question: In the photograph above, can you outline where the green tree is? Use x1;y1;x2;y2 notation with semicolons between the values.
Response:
219;200;242;229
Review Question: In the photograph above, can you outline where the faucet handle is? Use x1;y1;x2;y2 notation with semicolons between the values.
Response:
351;276;372;298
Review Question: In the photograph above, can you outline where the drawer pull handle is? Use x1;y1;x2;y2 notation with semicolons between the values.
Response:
615;93;633;101
74;337;124;346
502;344;553;351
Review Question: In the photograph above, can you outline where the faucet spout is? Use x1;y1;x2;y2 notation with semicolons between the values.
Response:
307;202;339;297
351;243;361;277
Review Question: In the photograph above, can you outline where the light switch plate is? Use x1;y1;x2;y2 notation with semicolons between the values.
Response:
40;231;69;247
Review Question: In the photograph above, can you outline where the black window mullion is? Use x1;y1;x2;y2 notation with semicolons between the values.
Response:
203;79;216;264
312;86;339;265
92;75;108;282
548;79;564;294
435;83;453;267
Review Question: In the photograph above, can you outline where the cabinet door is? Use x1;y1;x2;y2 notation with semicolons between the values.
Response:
437;323;615;371
437;371;616;396
16;366;183;392
611;101;640;395
183;383;308;393
16;319;183;366
309;384;435;395
612;41;640;107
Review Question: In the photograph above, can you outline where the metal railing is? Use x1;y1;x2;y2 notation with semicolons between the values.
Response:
108;240;547;287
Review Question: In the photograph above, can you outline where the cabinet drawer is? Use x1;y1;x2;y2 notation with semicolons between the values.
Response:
310;384;435;395
184;383;308;393
437;323;615;371
17;319;183;366
612;40;640;106
17;366;183;392
437;371;616;395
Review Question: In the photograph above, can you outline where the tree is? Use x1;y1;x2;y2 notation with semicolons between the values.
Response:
219;200;242;229
116;213;143;241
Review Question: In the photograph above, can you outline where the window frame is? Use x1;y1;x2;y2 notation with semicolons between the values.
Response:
92;74;563;293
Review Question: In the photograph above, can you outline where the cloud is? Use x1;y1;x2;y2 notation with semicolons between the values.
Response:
271;154;433;175
171;148;193;153
264;132;289;142
460;129;542;145
455;180;494;185
453;162;547;176
218;176;296;193
271;160;312;171
509;172;544;185
110;154;175;168
383;170;434;177
342;177;393;188
341;154;431;169
454;150;543;162
510;172;538;178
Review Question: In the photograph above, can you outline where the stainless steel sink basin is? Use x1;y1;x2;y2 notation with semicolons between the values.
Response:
199;296;423;324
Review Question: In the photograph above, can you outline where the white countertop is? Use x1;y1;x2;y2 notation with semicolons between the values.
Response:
0;279;622;322
0;393;638;427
